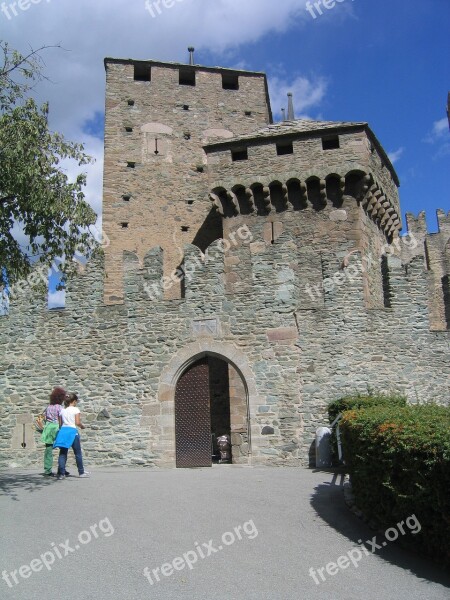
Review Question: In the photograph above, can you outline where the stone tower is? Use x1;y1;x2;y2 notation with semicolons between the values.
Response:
103;54;272;302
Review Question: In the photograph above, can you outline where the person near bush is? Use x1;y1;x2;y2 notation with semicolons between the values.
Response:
41;387;67;477
55;393;90;480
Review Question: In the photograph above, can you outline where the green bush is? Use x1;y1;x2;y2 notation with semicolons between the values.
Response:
328;393;407;424
340;404;450;565
327;393;407;465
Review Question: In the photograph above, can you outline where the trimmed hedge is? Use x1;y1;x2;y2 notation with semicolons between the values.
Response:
327;393;407;465
340;404;450;565
328;393;407;424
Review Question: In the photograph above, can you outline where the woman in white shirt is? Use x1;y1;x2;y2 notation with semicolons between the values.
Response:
56;393;90;480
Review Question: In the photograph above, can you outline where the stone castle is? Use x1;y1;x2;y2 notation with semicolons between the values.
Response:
1;52;449;469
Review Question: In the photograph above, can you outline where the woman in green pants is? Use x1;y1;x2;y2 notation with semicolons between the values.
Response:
41;387;66;476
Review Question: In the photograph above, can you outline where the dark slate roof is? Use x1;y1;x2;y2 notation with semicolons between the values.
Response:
209;119;367;145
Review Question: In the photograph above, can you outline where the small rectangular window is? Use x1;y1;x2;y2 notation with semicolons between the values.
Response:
121;222;129;229
322;136;340;150
125;127;133;133
179;68;196;86
222;73;239;90
127;100;135;106
276;142;294;156
127;162;136;169
134;63;151;82
181;226;190;232
232;148;248;162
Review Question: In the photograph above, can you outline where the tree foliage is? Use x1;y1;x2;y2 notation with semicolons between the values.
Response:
0;41;98;288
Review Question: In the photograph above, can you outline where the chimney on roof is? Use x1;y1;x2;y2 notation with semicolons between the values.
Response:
281;108;286;121
188;47;195;65
287;93;295;120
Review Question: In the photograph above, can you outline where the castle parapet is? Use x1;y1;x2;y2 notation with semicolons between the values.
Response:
402;209;450;331
437;209;450;234
184;241;225;300
123;247;164;304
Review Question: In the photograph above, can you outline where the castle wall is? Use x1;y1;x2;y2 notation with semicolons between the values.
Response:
2;56;447;471
1;231;448;470
403;210;450;330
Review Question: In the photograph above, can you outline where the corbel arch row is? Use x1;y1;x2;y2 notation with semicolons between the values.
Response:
208;170;401;238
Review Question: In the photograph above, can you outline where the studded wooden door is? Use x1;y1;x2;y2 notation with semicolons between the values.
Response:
175;358;212;468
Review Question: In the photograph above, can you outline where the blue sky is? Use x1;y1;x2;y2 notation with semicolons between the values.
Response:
2;0;449;305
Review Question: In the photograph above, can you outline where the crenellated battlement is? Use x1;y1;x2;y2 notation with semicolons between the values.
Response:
1;228;445;327
402;209;450;330
437;209;450;234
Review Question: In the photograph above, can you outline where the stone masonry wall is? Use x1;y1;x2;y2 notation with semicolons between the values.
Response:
403;210;450;330
0;227;448;470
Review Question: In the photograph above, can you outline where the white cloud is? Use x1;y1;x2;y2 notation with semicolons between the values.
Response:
268;75;328;120
430;118;448;139
388;147;404;164
48;289;65;309
423;118;450;159
59;135;104;222
424;118;448;144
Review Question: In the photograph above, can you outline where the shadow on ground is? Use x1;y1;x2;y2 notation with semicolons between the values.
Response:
310;470;450;589
0;473;56;501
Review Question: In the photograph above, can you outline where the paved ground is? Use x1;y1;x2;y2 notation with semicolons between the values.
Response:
0;466;449;600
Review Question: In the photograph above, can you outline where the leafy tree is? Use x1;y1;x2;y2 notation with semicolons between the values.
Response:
0;41;98;290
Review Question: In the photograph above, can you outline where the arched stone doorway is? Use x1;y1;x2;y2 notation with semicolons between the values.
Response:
174;355;248;468
158;341;257;469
